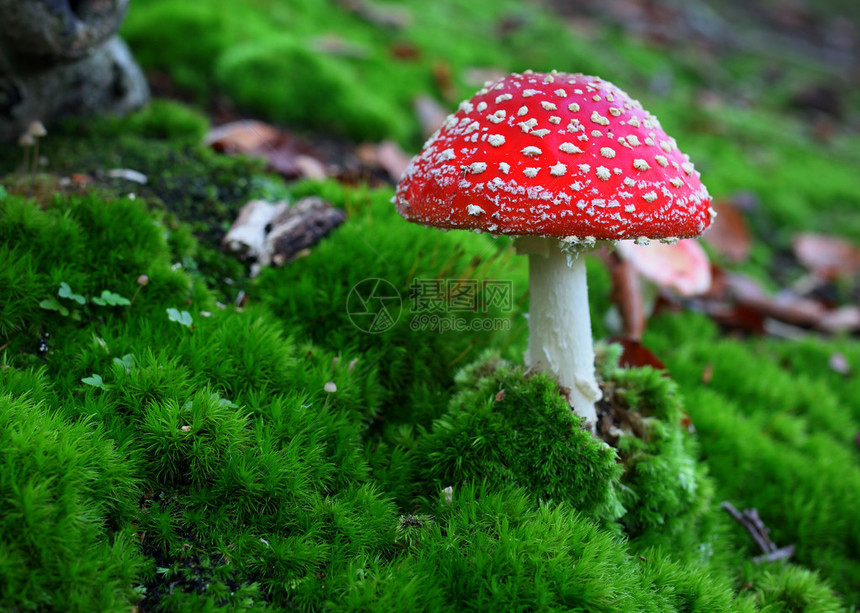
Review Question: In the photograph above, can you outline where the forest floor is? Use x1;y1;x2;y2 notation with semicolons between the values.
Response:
1;0;859;611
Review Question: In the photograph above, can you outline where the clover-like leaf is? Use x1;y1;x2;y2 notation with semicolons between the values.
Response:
112;353;135;373
39;297;69;317
92;289;131;307
58;282;86;305
81;373;108;390
167;308;193;328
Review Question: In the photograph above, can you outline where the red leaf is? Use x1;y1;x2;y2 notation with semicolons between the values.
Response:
609;337;666;371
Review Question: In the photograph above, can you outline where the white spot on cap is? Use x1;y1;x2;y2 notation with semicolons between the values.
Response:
541;101;557;111
469;162;487;174
549;116;561;124
591;130;602;137
596;166;611;181
554;89;567;97
550;163;567;176
521;146;542;157
530;129;550;138
570;181;583;191
578;163;591;174
476;101;488;112
655;155;668;167
670;177;684;187
499;162;510;174
518;118;538;133
437;148;456;162
608;107;622;117
590;111;610;126
660;140;673;153
458;100;474;114
568;102;580;112
626;135;641;147
642;191;657;202
524;167;539;178
467;204;485;216
592;94;602;102
559;142;582;154
518;105;529;116
627;117;641;128
623;177;635;187
464;121;480;134
633;159;650;171
624;204;636;213
488;134;505;147
682;162;695;176
522;89;539;97
495;93;513;104
487;110;506;124
600;147;616;159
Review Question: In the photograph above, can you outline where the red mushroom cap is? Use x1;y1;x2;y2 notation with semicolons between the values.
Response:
395;71;714;240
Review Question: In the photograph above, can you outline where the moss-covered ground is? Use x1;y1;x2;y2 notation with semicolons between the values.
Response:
2;0;859;610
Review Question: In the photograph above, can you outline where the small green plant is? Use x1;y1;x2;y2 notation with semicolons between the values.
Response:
81;373;109;390
166;308;193;328
91;290;131;307
39;282;132;319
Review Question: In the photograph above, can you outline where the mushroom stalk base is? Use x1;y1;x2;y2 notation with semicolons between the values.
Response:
525;242;601;429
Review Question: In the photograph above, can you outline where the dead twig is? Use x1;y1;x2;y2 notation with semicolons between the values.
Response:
721;501;795;563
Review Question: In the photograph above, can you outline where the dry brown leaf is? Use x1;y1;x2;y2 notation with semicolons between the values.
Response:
817;305;860;333
703;200;752;263
376;140;412;181
793;232;860;280
205;120;328;180
204;120;280;154
725;274;825;328
414;95;449;139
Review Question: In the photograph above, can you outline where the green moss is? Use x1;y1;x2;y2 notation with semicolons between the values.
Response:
216;36;410;142
752;565;843;613
416;355;623;522
0;392;145;611
330;486;757;612
598;350;714;541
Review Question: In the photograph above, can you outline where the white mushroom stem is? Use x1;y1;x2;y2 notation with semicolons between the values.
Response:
517;237;602;430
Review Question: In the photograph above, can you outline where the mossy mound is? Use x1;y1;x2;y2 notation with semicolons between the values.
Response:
0;151;848;609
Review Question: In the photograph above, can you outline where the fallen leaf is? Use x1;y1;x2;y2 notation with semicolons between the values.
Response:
817;305;860;333
204;120;281;153
376;140;412;181
414;95;449;139
495;389;506;402
703;200;752;263
609;337;667;371
793;232;860;280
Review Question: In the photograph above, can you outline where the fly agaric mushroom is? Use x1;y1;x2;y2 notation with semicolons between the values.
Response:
394;71;714;429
